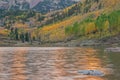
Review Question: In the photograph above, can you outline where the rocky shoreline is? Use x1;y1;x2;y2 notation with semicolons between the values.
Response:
0;34;120;51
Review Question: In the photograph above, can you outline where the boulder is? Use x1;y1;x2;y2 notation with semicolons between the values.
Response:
105;47;120;52
78;70;104;76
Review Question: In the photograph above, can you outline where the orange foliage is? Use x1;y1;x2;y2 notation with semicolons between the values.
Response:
102;0;120;8
0;28;9;36
38;15;81;41
42;16;81;31
13;22;29;28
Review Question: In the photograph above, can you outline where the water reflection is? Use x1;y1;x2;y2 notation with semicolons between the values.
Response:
52;48;106;80
0;48;5;80
0;47;116;80
11;48;28;80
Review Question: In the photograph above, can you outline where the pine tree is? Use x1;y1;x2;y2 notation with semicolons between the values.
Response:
20;33;25;43
25;32;29;42
14;28;19;40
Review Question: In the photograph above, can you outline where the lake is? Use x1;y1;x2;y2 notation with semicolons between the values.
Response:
0;47;120;80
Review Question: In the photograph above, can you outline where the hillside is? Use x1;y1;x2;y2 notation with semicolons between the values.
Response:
33;0;78;13
0;0;120;46
0;0;79;13
34;0;120;45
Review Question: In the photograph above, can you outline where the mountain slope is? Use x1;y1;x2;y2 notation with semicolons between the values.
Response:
1;0;120;46
0;0;80;13
36;0;120;42
33;0;78;13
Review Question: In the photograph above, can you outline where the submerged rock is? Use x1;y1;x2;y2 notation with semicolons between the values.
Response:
78;70;104;76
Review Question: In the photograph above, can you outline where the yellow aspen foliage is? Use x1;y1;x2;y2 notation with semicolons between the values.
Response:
94;11;100;18
0;28;9;36
103;20;109;31
38;15;81;41
31;32;36;38
85;22;96;35
13;22;29;28
102;0;120;8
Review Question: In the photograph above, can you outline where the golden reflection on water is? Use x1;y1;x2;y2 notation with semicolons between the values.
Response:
10;48;28;80
0;47;111;80
52;48;106;80
0;49;4;80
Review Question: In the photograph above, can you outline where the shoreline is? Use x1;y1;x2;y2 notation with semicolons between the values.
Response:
0;34;120;48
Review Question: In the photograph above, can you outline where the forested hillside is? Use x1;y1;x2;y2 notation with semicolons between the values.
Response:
0;0;79;13
36;0;120;43
0;0;120;46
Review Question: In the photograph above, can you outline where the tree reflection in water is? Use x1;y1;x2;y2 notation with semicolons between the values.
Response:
0;47;113;80
10;48;28;80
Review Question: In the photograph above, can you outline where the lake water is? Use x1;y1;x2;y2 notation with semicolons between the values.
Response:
0;47;119;80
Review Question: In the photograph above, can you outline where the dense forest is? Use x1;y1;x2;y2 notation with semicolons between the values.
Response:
0;0;120;46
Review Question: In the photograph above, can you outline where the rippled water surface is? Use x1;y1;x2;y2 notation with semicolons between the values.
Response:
0;47;120;80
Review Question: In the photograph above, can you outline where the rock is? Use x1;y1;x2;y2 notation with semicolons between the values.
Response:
105;47;120;52
79;40;100;46
78;70;104;76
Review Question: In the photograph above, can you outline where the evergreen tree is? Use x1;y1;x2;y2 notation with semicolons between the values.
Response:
14;28;19;40
25;32;29;42
20;33;25;43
